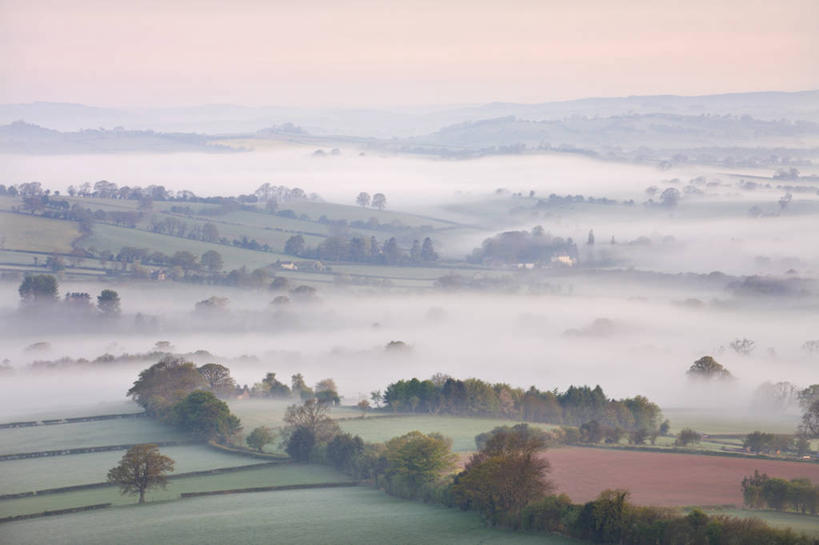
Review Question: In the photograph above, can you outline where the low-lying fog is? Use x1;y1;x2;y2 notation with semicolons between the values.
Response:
1;279;816;421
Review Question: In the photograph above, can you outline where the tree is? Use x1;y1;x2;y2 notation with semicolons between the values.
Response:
107;444;175;504
260;372;291;398
383;431;456;495
686;356;732;380
198;363;236;397
97;289;121;316
730;338;756;356
315;378;340;405
801;399;819;437
200;250;223;273
201;223;220;243
372;193;386;210
675;428;702;446
283;398;339;442
171;390;242;442
284;235;305;256
356;192;371;207
128;356;207;416
286;426;316;461
291;373;313;400
327;433;364;470
421;237;438;262
659;187;680;207
170;251;198;273
246;426;275;452
19;274;58;304
454;424;553;524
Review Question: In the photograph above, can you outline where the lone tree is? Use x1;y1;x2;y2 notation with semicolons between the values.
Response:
97;289;121;316
107;444;175;504
246;426;276;452
686;356;732;380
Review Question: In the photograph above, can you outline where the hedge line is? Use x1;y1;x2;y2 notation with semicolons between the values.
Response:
0;440;197;461
180;481;359;498
0;503;112;524
0;412;146;429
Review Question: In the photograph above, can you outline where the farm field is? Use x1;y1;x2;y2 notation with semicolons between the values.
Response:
339;415;559;452
0;444;265;494
0;486;577;545
0;463;350;518
700;508;819;537
663;408;800;435
0;401;143;422
0;418;185;455
546;447;819;507
0;212;80;253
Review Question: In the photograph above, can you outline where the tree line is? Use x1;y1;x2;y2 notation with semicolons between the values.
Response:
743;471;818;514
381;376;665;441
284;233;438;265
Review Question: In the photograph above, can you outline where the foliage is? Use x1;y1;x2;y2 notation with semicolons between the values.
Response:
743;471;819;514
454;424;553;525
286;426;316;462
246;426;276;452
382;431;457;498
198;363;237;397
96;289;121;316
283;399;340;443
18;274;58;304
127;356;206;415
106;444;175;503
171;390;242;442
674;428;702;447
687;356;732;380
327;433;365;471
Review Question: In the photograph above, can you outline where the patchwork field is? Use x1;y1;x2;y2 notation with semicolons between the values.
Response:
0;463;350;518
1;445;264;494
1;486;577;545
0;418;185;455
546;447;819;507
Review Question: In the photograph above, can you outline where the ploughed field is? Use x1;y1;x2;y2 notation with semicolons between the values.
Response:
1;486;576;545
547;447;819;507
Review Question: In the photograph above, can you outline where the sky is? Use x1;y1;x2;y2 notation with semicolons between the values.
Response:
0;0;817;107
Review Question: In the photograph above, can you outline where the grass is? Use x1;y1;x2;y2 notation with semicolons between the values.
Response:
0;400;143;423
0;445;266;495
0;463;350;518
663;408;800;435
0;418;185;455
0;486;577;545
0;212;80;253
700;507;819;537
339;415;559;452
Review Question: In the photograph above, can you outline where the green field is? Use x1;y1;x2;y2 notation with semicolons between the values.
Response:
701;508;819;537
0;401;143;422
663;408;800;435
339;415;558;452
0;418;185;455
0;212;80;253
1;444;265;494
0;463;350;518
1;486;577;545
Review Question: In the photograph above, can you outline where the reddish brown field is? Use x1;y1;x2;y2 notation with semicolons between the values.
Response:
546;447;819;507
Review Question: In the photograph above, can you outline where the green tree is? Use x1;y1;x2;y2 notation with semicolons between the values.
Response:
327;433;364;470
284;235;305;256
200;250;223;273
383;431;456;495
246;426;275;452
286;426;316;461
283;398;339;442
171;390;242;442
127;356;206;415
97;289;121;316
675;428;702;447
19;274;58;304
107;444;175;504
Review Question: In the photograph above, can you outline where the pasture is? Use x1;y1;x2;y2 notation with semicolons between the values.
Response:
0;444;264;495
545;447;819;507
0;463;350;518
0;212;80;253
0;486;577;545
0;418;185;455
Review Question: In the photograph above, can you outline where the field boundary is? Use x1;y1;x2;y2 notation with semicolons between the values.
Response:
179;481;359;497
0;460;291;500
205;440;290;460
568;443;819;464
0;412;147;429
0;503;112;524
0;440;197;461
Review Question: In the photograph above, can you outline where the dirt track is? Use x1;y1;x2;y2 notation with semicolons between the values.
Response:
546;447;819;507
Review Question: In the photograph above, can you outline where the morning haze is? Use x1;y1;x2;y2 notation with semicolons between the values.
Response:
0;2;818;544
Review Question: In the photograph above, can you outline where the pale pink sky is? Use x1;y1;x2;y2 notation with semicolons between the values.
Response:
1;0;817;107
